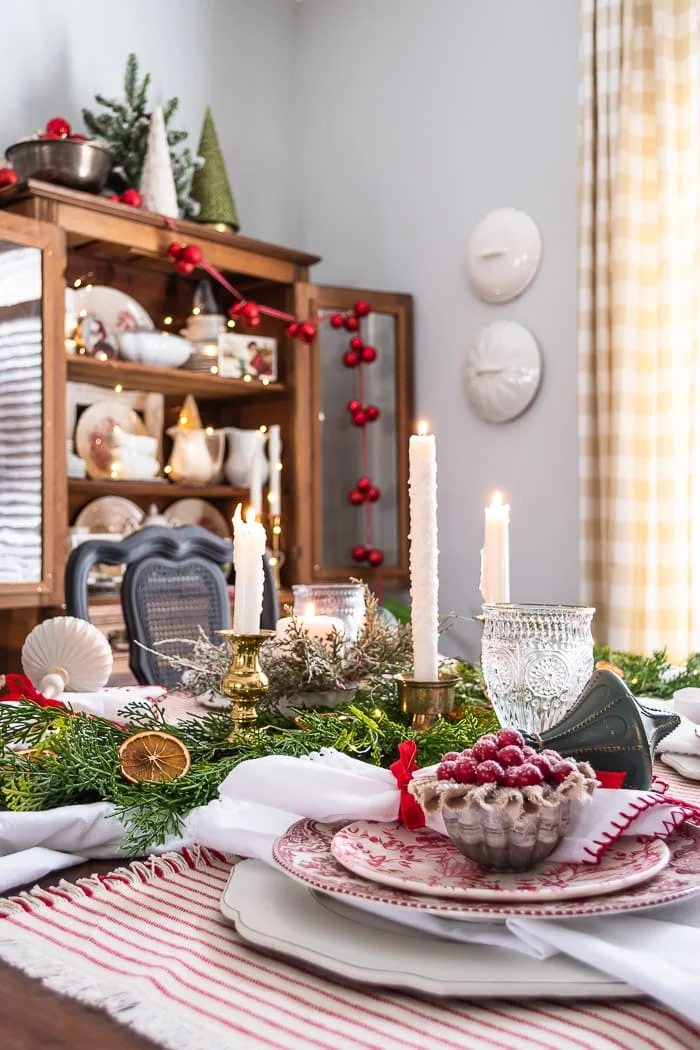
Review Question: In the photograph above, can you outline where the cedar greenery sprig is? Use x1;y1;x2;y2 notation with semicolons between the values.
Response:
0;668;498;856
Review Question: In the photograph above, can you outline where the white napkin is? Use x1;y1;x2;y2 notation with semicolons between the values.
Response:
61;685;166;722
0;801;187;893
657;713;700;755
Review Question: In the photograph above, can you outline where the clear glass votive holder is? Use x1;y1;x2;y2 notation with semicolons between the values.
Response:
292;583;366;640
481;603;595;734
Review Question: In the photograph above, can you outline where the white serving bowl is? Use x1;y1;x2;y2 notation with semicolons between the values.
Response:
118;330;193;369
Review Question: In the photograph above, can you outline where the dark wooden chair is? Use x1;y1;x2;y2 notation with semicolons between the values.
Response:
64;525;279;688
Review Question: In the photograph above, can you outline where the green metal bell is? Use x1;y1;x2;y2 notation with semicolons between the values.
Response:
523;669;680;789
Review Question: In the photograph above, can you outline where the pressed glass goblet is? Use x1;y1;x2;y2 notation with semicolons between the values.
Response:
481;603;595;734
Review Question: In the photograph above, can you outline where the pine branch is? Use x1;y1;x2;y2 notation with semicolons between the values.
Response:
124;53;137;103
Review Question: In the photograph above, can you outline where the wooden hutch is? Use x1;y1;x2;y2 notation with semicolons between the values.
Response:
0;181;413;671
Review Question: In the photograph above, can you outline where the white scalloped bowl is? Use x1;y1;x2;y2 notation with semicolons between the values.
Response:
118;330;193;369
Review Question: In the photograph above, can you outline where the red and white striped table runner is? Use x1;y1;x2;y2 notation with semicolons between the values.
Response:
0;760;697;1050
0;842;697;1050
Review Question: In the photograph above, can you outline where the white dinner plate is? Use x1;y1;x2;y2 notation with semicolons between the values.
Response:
220;860;639;1000
75;399;149;480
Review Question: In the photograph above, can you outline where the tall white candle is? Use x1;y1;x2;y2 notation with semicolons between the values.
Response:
480;490;510;604
268;424;282;516
409;420;439;681
232;503;267;634
249;453;263;519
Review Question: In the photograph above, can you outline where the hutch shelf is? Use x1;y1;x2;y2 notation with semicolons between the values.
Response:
0;180;413;671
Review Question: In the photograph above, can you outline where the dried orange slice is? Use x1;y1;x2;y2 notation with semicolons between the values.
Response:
595;660;625;678
118;730;191;784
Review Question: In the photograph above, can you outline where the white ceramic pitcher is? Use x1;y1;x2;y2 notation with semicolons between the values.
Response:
220;427;269;487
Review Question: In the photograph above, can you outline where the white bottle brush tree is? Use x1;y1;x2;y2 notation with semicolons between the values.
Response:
140;106;178;217
82;53;203;216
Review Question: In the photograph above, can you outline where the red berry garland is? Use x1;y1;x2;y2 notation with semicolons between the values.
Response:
159;227;385;570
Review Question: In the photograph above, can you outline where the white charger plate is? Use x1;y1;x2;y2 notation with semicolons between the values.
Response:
330;820;670;902
220;860;639;1000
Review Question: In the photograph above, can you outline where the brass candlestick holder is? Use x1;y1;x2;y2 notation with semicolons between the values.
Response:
217;630;274;734
395;671;460;731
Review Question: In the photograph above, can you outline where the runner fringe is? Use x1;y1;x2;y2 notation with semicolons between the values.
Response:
0;845;224;918
0;845;243;1050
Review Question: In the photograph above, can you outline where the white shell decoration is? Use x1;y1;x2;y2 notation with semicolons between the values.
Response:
21;616;113;698
466;208;542;304
464;320;542;424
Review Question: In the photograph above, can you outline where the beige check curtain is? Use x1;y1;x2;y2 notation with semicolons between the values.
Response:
579;0;700;660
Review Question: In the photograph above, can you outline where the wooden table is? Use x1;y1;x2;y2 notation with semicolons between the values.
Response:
0;861;156;1050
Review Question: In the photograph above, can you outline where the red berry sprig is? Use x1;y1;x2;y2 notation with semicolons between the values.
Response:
436;728;581;789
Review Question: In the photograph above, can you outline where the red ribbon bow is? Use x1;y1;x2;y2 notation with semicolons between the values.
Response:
1;674;66;709
390;740;426;830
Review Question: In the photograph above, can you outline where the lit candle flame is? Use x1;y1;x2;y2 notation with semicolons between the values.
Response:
491;490;503;508
245;506;257;525
417;419;430;436
305;603;315;617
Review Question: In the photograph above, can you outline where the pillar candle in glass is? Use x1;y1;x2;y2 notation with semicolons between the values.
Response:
408;420;439;681
232;503;267;634
275;603;344;643
480;490;510;604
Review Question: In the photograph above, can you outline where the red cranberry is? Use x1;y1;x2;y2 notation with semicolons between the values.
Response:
505;763;544;788
475;760;505;785
529;754;554;778
496;727;525;749
453;757;478;784
460;748;473;758
522;746;537;759
437;762;457;781
472;736;499;763
498;745;524;767
441;752;460;762
550;760;578;785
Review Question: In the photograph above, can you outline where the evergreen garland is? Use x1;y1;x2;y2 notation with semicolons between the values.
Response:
82;53;203;216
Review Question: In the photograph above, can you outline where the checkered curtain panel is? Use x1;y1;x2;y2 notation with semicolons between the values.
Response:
579;0;700;660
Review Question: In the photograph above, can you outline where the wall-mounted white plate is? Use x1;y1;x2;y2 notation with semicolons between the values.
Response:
466;208;542;303
464;320;542;423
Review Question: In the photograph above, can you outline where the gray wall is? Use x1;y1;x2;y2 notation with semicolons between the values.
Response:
294;0;581;657
1;0;298;245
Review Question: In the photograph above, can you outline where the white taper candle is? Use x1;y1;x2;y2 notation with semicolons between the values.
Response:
268;424;282;516
408;420;439;681
232;503;267;634
480;490;510;604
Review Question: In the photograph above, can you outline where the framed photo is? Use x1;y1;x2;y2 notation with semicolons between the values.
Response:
218;332;277;381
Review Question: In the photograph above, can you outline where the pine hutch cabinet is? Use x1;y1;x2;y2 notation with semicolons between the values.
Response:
0;181;413;670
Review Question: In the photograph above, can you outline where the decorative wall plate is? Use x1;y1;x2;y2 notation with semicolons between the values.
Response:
164;498;230;538
75;399;149;479
73;496;144;535
464;320;541;423
73;285;154;332
273;819;700;922
330;821;669;902
220;860;639;1000
466;207;542;303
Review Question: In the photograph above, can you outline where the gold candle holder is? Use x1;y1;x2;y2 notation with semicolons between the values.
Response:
395;671;460;731
216;630;274;734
